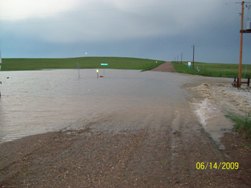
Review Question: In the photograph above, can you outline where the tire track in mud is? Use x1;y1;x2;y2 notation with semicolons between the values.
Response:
168;105;203;186
169;108;186;184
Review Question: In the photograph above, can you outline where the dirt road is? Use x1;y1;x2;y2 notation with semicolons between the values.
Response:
152;61;175;72
0;70;250;187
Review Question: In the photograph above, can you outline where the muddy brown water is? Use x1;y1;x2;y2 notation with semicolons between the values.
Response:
0;69;190;143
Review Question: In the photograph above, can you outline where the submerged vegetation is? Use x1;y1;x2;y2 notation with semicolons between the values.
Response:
0;57;164;71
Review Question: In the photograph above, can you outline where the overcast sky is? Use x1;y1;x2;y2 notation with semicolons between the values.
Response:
0;0;251;63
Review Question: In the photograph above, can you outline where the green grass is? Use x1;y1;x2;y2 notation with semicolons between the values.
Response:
226;113;251;138
3;58;250;78
172;61;251;78
0;57;164;71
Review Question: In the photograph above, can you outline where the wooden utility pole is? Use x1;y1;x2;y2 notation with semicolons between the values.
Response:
238;0;245;87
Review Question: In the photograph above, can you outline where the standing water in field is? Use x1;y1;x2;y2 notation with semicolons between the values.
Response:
0;69;190;143
0;69;235;145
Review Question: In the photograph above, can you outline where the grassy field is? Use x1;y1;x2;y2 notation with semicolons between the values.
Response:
2;58;251;78
0;57;164;71
172;61;251;78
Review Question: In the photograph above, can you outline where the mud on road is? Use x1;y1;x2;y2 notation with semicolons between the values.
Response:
0;70;250;187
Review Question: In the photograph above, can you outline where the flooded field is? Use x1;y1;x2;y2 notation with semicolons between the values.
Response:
0;69;189;143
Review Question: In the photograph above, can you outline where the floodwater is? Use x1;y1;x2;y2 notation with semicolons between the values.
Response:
0;69;190;143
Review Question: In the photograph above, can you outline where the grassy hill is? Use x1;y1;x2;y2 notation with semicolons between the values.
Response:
0;57;164;71
2;57;250;79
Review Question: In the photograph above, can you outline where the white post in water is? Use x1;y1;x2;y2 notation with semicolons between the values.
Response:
96;69;99;79
76;62;80;79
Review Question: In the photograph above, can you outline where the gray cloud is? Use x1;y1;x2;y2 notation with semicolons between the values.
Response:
1;0;250;63
1;0;237;42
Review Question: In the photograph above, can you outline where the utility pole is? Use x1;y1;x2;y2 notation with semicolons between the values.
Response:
192;45;195;69
238;0;245;87
180;52;183;63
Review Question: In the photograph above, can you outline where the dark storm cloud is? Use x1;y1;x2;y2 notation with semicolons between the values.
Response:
0;0;250;63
